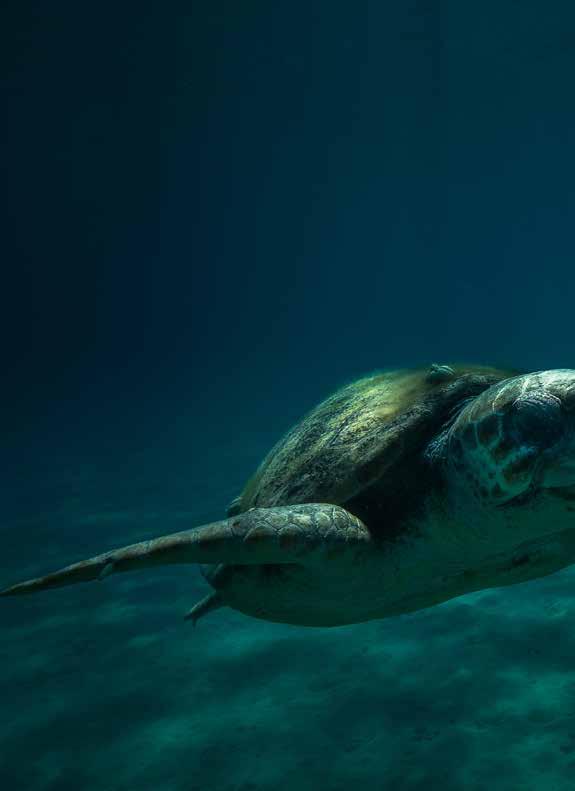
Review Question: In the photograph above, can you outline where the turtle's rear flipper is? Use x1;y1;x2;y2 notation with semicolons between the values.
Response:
0;504;371;597
184;591;224;625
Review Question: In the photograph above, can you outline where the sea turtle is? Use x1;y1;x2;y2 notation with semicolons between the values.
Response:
4;363;575;628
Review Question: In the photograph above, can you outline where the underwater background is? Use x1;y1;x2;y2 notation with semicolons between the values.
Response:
4;2;575;789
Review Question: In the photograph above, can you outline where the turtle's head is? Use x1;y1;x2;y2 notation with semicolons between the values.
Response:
443;370;575;535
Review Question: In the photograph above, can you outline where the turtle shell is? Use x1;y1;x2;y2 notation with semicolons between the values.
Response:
232;364;520;527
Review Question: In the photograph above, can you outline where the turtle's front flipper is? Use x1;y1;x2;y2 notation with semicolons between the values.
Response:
0;504;371;597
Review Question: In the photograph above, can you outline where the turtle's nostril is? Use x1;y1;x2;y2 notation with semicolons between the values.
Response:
510;392;564;448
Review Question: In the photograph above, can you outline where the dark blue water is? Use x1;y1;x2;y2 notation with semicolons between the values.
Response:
3;3;575;789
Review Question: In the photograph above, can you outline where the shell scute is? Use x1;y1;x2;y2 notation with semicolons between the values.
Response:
235;364;518;517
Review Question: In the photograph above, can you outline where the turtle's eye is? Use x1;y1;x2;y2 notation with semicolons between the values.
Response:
508;392;564;450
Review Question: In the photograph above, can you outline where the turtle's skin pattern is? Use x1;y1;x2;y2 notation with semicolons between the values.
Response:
447;371;569;505
4;363;575;629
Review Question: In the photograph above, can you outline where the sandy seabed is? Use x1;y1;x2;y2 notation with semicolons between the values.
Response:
2;462;575;791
